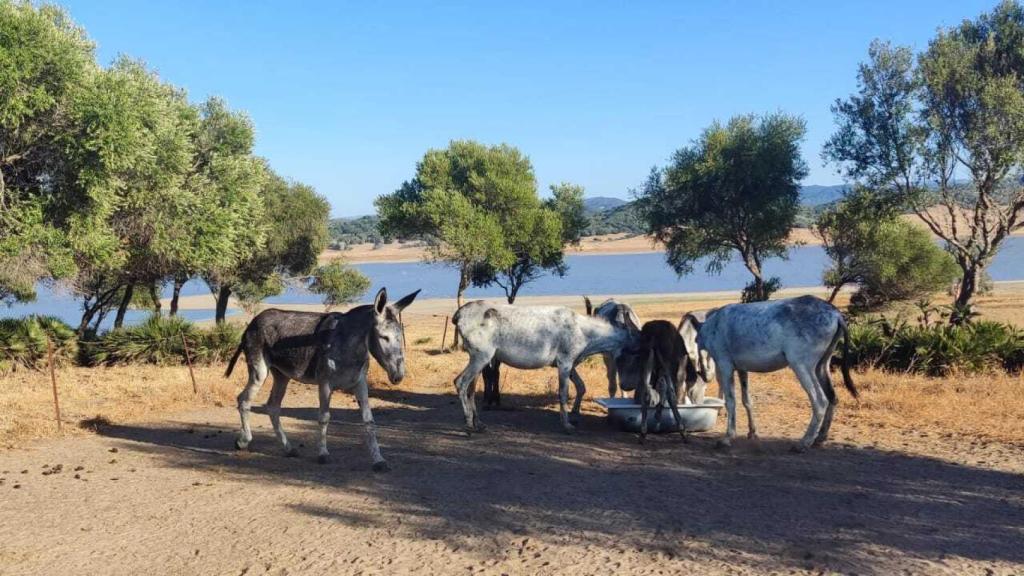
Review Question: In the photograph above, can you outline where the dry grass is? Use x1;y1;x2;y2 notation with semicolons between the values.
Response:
0;365;236;447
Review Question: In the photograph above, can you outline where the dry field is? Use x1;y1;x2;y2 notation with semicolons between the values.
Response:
2;293;1023;575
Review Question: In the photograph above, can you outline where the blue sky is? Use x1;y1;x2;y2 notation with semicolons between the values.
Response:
61;0;994;217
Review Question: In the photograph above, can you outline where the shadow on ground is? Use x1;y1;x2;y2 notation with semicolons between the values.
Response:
96;386;1024;573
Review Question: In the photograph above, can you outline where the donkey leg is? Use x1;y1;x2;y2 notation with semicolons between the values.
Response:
715;362;737;448
557;366;575;433
666;376;687;442
568;368;587;426
603;352;618;398
738;370;758;440
814;361;838;446
792;363;828;452
316;382;333;464
235;354;269;451
454;356;490;433
265;369;296;456
355;375;388;472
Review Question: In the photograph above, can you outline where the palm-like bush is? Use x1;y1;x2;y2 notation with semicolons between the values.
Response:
84;315;242;366
847;318;1024;376
0;316;78;372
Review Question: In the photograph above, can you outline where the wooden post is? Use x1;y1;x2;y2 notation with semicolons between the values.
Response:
440;315;449;353
180;331;198;395
47;337;62;432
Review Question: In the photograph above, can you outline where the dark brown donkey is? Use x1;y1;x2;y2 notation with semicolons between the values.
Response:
225;288;420;471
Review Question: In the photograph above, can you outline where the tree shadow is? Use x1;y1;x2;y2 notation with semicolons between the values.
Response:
94;387;1024;574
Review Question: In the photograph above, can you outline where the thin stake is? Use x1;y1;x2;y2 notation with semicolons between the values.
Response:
440;315;449;353
47;337;62;432
180;330;198;395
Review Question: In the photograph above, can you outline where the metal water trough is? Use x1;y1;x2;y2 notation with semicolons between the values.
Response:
595;397;725;433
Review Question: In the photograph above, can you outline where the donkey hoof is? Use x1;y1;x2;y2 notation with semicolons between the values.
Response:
284;447;299;458
748;432;761;441
638;434;646;445
317;454;329;464
372;460;391;473
562;424;576;435
715;439;733;451
790;444;809;454
234;439;249;451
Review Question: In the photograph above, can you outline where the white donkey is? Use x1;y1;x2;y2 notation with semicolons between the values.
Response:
694;295;858;451
678;310;718;404
453;300;637;433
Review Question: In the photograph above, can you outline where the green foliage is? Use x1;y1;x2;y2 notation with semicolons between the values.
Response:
847;318;1024;376
827;3;1024;311
0;1;95;302
328;215;387;247
310;261;371;310
741;277;781;303
83;315;242;366
376;140;581;302
637;113;808;301
206;172;330;321
0;315;77;373
817;189;959;310
546;183;587;245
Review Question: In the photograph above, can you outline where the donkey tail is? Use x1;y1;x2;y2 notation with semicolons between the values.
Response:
838;320;858;399
224;339;245;378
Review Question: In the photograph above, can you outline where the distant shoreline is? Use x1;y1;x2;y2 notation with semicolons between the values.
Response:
329;220;1024;265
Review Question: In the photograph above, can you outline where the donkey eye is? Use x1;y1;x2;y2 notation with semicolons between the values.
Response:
381;335;390;343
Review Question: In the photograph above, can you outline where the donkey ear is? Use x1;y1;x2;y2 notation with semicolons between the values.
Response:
583;296;593;316
394;289;421;311
374;287;388;315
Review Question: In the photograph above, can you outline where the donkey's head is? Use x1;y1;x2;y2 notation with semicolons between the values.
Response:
367;287;420;384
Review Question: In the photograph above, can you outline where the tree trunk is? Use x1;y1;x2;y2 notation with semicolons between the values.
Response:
113;283;134;329
453;267;469;347
742;252;768;302
215;285;232;324
169;277;185;317
149;283;161;315
77;304;98;337
951;262;984;323
827;283;844;304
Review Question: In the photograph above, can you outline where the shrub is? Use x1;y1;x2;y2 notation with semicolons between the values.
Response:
83;315;242;366
846;318;1024;376
0;315;77;372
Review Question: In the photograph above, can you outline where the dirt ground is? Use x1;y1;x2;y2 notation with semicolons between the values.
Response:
2;298;1024;575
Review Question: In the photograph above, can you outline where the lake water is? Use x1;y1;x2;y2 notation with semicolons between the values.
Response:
5;237;1023;329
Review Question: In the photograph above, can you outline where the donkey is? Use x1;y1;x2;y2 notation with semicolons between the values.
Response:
453;300;637;433
694;295;858;452
678;310;718;405
616;320;691;444
583;297;642;398
224;288;420;471
479;297;638;409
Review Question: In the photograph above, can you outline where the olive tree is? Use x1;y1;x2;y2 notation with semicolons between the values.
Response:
637;113;808;301
826;3;1024;320
0;1;94;303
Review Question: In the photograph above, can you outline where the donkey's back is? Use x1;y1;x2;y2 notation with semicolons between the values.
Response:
454;301;581;369
225;308;342;383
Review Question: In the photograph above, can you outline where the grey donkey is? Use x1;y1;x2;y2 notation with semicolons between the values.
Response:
225;288;420;471
583;296;642;398
694;295;858;452
453;300;637;434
